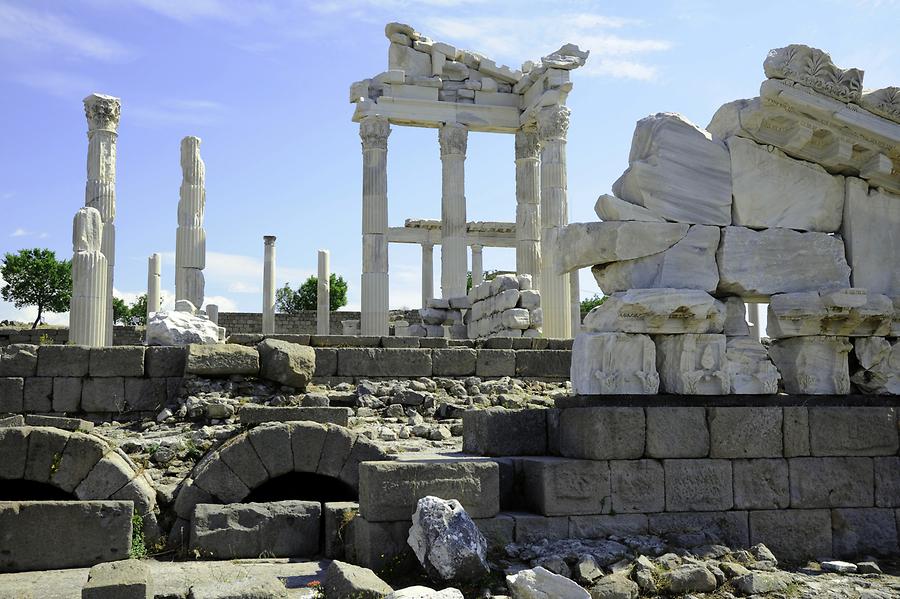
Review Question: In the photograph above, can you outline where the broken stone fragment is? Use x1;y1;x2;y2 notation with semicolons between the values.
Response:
843;177;900;296
725;337;781;394
407;496;489;583
571;332;659;394
763;44;863;103
583;289;725;335
767;289;893;338
655;334;730;395
594;193;666;222
555;220;689;274
850;337;899;395
768;336;852;394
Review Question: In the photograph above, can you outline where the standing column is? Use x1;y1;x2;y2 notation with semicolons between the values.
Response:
317;250;330;335
747;302;762;341
147;253;161;318
359;115;391;336
262;235;276;335
471;244;484;287
570;269;581;334
206;304;219;325
176;136;207;310
439;122;468;299
515;128;542;285
421;242;434;308
83;93;120;346
70;207;108;347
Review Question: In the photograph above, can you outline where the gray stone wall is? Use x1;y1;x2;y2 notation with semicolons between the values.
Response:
0;326;144;347
218;310;422;335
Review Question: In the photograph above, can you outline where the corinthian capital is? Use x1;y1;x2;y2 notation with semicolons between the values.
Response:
537;105;571;142
439;122;468;156
83;93;121;132
359;115;391;150
514;128;541;160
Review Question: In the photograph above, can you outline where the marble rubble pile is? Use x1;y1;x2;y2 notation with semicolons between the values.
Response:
146;300;224;346
565;44;899;395
409;297;470;338
466;274;543;339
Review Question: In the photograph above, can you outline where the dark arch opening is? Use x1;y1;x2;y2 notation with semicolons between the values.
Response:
244;472;357;503
0;480;77;501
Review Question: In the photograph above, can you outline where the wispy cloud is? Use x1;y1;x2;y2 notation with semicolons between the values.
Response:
10;228;29;237
130;99;228;126
126;0;248;23
0;2;131;61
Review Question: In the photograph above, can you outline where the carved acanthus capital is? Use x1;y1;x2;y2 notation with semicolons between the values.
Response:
860;87;900;125
515;129;541;160
83;93;121;132
763;44;863;103
359;115;391;150
439;122;468;156
537;105;571;142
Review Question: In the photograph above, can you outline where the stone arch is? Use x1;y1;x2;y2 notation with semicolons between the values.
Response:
170;421;390;539
0;425;158;531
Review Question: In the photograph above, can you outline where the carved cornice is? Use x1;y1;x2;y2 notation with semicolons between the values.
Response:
359;115;391;150
83;93;121;132
439;122;468;156
515;129;541;160
860;87;900;125
537;105;570;142
763;44;863;103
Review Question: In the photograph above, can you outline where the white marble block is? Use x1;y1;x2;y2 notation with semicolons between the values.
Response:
893;297;900;337
591;224;720;293
594;194;665;222
716;226;851;298
767;289;893;338
843;177;900;296
727;136;844;232
769;336;852;395
655;333;730;395
725;337;781;394
571;332;659;394
723;297;751;336
582;289;725;334
851;337;899;395
501;308;530;329
555;220;689;274
146;310;219;346
612;113;732;225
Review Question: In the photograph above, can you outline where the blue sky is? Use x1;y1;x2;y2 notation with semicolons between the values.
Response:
1;0;898;324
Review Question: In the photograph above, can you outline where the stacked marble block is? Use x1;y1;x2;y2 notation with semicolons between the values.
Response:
467;274;542;339
409;297;470;339
566;44;899;395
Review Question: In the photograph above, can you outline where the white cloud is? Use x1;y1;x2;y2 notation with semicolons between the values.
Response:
202;295;238;313
10;228;29;237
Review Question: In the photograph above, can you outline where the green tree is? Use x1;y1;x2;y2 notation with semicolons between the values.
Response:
0;248;72;329
112;297;130;325
113;294;153;326
580;293;606;313
276;274;348;313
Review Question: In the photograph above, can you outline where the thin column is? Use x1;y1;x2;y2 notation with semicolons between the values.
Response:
515;128;541;285
421;242;434;308
70;207;108;347
175;136;206;310
83;93;120;346
206;304;219;325
471;244;484;287
570;269;581;335
439;122;468;299
360;115;391;336
747;302;762;341
538;105;572;338
147;253;161;318
262;235;276;335
317;249;330;335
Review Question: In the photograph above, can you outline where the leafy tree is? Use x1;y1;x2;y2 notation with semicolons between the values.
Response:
276;274;348;313
0;248;72;329
581;293;606;313
130;294;149;325
113;297;130;325
113;294;153;326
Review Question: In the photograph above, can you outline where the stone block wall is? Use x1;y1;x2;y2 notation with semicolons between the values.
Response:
0;326;145;348
218;310;421;335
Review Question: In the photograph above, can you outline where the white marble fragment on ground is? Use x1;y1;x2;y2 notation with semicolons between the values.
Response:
655;333;730;395
612;113;732;226
767;289;893;338
768;336;852;395
726;337;781;394
555;220;689;274
583;289;725;335
727;136;844;232
146;310;219;345
716;226;851;298
571;332;659;395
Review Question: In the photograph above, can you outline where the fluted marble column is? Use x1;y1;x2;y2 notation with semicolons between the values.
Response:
262;235;276;335
317;249;330;335
176;136;206;309
471;244;484;287
421;243;434;308
83;93;120;345
70;207;108;347
538;105;572;338
360;116;391;336
515;128;542;285
147;253;161;317
439;123;468;299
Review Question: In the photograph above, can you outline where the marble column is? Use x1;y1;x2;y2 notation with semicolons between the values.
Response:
570;269;581;335
317;249;330;335
439;123;468;299
538;105;572;338
360;115;391;336
83;93;120;346
471;244;484;287
421;242;434;308
70;207;108;347
747;302;762;341
206;303;219;325
262;235;276;335
176;136;206;310
515;128;542;286
147;253;161;318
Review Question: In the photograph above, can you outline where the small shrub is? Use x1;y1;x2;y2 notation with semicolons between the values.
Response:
38;333;53;345
130;514;148;559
